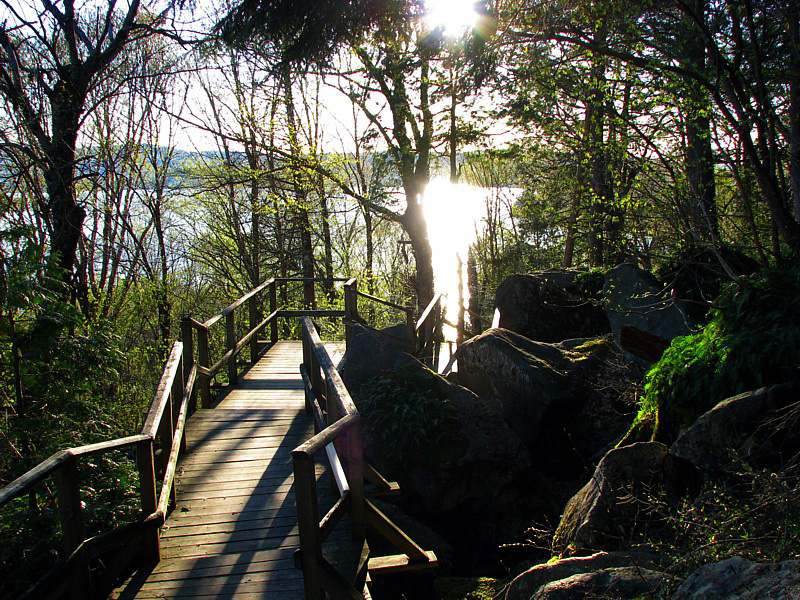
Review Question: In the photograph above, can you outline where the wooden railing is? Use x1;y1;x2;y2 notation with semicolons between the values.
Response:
0;340;194;600
0;276;442;599
343;280;443;369
293;317;438;599
187;277;351;409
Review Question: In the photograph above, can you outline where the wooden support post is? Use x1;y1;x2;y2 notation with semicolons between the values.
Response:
348;421;366;540
269;280;278;343
181;317;196;416
136;439;160;565
292;452;323;600
197;326;211;409
226;311;238;385
54;456;91;598
344;279;357;349
248;294;260;362
406;309;416;355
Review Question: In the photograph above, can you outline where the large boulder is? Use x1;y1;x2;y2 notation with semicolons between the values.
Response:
456;328;575;444
670;382;800;474
552;442;679;556
603;264;692;365
656;245;759;327
338;323;410;393
505;550;663;600
457;329;634;480
530;567;667;599
673;556;800;599
354;356;538;510
355;358;549;571
494;270;609;343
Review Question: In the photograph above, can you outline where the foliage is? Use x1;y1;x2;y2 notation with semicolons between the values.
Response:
434;576;504;600
355;366;458;468
639;263;800;442
648;462;800;593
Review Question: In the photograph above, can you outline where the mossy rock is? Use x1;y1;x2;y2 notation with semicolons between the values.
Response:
434;576;503;599
637;265;800;444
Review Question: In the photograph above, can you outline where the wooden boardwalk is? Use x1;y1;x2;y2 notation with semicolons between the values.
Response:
118;340;345;599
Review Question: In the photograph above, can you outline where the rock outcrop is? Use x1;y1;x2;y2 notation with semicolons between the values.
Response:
670;382;800;474
552;442;679;556
456;328;576;444
505;550;663;600
529;567;666;599
494;270;609;343
603;264;691;365
457;329;633;481
673;556;800;599
353;356;543;570
338;323;410;393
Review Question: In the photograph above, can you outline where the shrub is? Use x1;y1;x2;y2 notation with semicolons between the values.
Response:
639;264;800;442
355;365;458;469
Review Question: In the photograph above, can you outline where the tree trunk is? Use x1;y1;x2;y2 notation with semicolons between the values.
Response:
282;66;316;308
682;0;718;244
467;245;482;335
45;97;86;302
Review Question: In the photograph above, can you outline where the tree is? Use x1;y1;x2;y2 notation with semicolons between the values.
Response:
519;0;800;257
0;0;179;312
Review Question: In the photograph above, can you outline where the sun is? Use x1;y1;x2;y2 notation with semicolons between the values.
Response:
424;0;480;36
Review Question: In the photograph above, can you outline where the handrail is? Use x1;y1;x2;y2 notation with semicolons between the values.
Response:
416;292;443;332
355;290;412;314
0;338;190;598
202;278;275;328
293;316;437;599
1;275;441;599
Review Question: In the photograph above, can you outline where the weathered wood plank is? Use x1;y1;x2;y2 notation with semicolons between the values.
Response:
118;340;347;599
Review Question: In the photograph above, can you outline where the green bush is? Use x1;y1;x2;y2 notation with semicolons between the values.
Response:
639;264;800;442
355;366;458;468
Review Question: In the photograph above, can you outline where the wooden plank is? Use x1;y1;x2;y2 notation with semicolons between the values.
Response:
119;338;351;599
368;551;439;575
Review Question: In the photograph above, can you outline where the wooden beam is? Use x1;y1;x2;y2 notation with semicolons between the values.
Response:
365;500;429;562
368;551;438;575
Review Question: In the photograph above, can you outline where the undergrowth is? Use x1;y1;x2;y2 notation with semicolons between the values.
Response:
637;264;800;442
355;365;458;469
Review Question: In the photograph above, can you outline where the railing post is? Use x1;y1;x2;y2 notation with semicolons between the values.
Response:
347;421;366;540
181;317;196;417
249;293;260;362
136;439;160;565
197;325;211;409
54;456;91;598
406;308;416;355
292;452;323;600
269;279;278;343
344;279;357;349
226;311;238;385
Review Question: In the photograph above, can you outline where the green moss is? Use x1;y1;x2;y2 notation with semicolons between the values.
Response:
434;577;503;600
637;264;800;443
571;338;608;352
